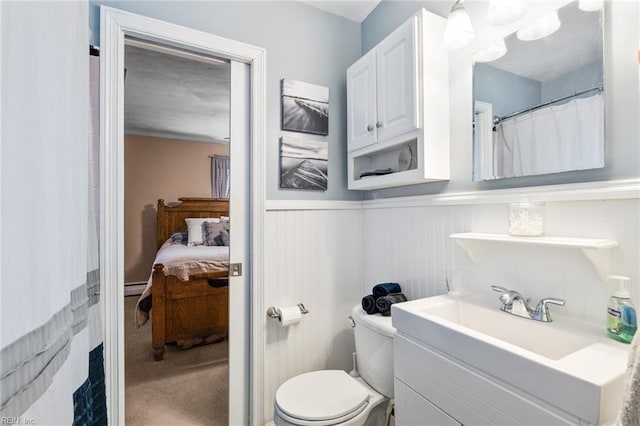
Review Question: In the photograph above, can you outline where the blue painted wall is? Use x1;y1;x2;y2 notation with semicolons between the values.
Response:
541;60;603;103
360;1;639;199
89;1;362;201
474;64;541;118
90;2;638;201
361;1;451;54
474;59;603;118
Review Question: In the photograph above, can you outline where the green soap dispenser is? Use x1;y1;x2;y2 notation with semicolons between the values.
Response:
607;275;637;343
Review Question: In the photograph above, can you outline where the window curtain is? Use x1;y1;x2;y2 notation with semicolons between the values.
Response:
495;93;604;177
212;155;230;199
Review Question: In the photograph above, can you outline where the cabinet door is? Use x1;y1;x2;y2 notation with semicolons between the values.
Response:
376;16;419;142
347;49;377;152
395;379;461;426
395;335;577;425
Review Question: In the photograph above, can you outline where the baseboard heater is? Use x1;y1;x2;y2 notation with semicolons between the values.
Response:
124;282;146;297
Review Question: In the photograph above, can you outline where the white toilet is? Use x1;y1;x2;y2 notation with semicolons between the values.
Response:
274;305;396;426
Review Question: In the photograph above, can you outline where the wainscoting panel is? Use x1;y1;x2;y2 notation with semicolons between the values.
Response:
361;198;640;326
260;186;638;424
263;208;362;422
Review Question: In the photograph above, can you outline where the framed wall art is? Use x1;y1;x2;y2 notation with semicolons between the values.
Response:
281;79;329;135
279;136;328;191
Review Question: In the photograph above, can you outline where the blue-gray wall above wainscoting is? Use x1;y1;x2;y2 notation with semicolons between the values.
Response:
361;1;639;199
541;61;603;103
89;0;363;201
90;1;639;201
474;64;541;118
474;60;604;119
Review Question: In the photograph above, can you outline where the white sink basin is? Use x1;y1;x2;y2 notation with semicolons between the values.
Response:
421;299;597;360
392;295;630;424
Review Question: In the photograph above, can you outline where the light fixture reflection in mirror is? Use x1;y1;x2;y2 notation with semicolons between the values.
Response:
472;0;604;182
486;0;529;26
473;39;507;63
517;11;562;41
578;0;604;12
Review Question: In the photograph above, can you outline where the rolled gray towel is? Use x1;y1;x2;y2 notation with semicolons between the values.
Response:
372;282;401;300
376;293;408;316
361;295;378;314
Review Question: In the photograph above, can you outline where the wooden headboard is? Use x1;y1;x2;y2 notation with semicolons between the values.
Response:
156;197;229;249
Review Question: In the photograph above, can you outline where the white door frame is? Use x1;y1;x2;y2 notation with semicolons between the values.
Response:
473;100;494;180
100;7;266;425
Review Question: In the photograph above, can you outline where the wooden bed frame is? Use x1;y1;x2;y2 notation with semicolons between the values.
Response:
151;197;230;361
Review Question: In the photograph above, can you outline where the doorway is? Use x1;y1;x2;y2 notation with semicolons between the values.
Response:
100;6;266;425
122;38;231;424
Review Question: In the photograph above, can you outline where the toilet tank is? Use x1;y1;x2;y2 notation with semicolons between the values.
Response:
351;305;396;398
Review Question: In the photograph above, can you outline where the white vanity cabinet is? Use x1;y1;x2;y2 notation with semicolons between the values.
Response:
346;8;449;190
393;334;582;426
395;380;461;426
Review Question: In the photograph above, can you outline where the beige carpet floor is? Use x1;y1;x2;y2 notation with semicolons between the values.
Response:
124;296;229;425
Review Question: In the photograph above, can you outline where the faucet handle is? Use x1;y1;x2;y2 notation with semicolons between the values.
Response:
540;298;566;307
534;298;566;322
491;285;509;293
491;285;518;308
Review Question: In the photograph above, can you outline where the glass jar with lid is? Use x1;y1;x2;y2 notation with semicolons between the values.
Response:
508;200;544;236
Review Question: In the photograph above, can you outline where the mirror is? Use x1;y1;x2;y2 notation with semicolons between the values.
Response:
472;1;604;181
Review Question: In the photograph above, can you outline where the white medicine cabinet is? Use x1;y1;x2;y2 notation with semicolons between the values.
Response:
346;8;450;190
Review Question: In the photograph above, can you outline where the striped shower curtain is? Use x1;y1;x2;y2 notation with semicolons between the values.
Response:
212;155;230;199
0;1;105;424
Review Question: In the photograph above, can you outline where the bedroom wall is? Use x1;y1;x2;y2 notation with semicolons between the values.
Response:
124;134;228;283
89;0;363;202
361;0;640;199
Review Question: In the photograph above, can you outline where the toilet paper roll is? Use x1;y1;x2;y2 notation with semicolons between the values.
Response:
277;306;302;327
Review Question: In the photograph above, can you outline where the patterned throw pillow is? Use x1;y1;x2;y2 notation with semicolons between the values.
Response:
203;220;230;246
170;231;189;245
215;228;230;246
185;217;219;246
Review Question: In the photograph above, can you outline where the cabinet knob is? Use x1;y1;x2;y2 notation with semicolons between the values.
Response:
367;124;374;132
376;121;383;128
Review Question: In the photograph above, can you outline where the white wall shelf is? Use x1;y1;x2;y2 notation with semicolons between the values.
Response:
450;232;619;280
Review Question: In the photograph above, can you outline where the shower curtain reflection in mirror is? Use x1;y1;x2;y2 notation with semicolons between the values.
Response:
483;93;605;179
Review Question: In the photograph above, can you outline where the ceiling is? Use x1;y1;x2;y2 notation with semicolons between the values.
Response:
124;42;230;144
299;0;381;22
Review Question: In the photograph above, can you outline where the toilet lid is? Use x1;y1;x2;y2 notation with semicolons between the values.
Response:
275;370;370;422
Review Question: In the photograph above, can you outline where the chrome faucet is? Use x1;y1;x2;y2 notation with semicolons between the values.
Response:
491;286;566;322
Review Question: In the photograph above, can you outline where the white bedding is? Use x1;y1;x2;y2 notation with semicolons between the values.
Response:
135;240;229;328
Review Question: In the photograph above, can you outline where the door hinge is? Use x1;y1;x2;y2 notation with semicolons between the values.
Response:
229;263;243;277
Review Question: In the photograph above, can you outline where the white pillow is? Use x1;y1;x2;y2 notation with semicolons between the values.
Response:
185;217;220;246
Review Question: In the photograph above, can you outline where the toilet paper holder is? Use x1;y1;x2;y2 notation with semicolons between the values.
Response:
267;303;309;320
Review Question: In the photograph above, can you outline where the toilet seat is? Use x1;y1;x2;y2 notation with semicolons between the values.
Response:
274;370;371;425
274;400;369;426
